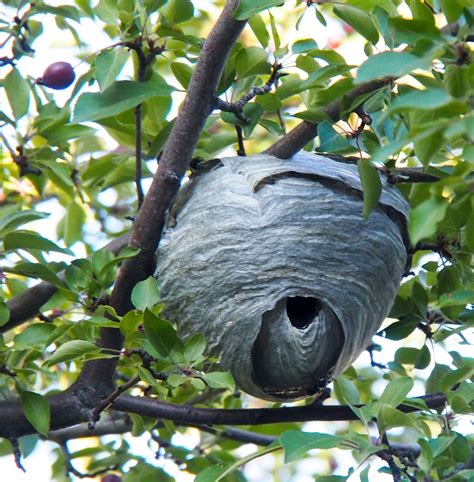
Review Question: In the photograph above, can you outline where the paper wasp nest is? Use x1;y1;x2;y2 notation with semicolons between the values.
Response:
155;153;409;401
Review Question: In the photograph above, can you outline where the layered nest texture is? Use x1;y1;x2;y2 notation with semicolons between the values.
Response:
155;153;409;401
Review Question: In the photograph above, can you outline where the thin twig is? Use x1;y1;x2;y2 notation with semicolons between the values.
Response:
135;103;144;207
89;376;140;429
215;63;285;122
124;38;165;209
235;125;246;156
9;438;25;472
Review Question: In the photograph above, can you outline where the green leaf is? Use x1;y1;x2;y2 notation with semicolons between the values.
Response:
197;444;281;482
95;48;129;91
120;310;142;338
426;364;452;394
73;79;174;123
358;159;382;218
20;391;50;435
4;262;65;286
0;302;10;327
293;109;329;123
377;405;420;433
442;432;472;464
3;231;73;255
356;52;430;83
439;367;474;392
387;18;442;45
45;340;101;366
414;345;431;370
0;210;49;236
444;64;471;98
143;308;179;359
280;430;342;463
184;333;206;364
409;197;449;245
386;88;452;114
249;14;270;48
235;46;270;78
63;202;85;246
195;466;227;482
269;11;281;50
3;68;30;120
131;277;160;310
14;323;56;350
160;0;194;23
138;367;168;397
333;6;379;44
317;121;352;152
170;62;193;89
91;248;115;278
333;376;360;405
234;0;283;20
439;290;474;308
395;346;430;369
379;377;414;408
202;371;235;392
98;247;141;277
167;373;188;387
292;38;318;54
440;0;463;23
94;0;118;24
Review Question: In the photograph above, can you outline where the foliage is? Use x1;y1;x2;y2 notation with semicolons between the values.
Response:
0;0;472;481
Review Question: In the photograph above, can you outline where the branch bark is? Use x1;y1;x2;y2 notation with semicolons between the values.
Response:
265;78;392;159
112;392;447;426
109;0;247;316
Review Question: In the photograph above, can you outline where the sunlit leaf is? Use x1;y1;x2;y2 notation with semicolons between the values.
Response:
74;79;174;123
280;430;342;462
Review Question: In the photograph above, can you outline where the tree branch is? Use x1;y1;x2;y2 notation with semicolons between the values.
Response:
265;78;392;159
109;0;246;317
215;63;284;122
112;392;447;426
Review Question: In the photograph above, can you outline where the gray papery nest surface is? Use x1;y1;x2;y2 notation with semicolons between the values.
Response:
155;153;409;401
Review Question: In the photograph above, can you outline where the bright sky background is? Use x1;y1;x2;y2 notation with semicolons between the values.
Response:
0;1;472;481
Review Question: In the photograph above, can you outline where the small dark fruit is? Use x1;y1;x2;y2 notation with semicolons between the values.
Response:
37;61;75;90
101;475;122;482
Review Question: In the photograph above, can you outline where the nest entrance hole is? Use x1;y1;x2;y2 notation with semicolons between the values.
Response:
286;296;321;329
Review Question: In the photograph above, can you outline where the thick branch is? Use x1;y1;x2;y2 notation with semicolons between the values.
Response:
109;0;246;316
113;392;447;426
265;78;392;159
2;233;129;334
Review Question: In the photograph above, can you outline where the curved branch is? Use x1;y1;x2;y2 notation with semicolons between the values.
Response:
109;0;247;316
2;233;129;334
265;78;392;159
113;392;447;426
